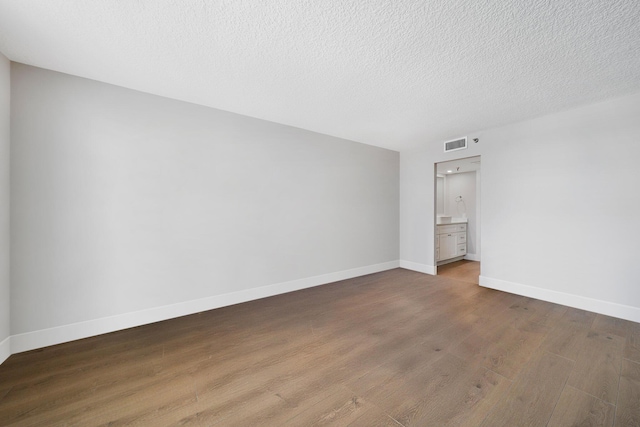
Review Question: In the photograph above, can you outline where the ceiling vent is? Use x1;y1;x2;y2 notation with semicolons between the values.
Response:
444;137;467;153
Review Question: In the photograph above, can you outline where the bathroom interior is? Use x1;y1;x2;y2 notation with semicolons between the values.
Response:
435;155;481;284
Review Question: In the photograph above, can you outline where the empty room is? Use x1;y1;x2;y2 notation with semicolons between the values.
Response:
1;1;640;426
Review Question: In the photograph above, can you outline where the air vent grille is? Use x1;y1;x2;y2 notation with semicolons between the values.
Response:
444;137;467;152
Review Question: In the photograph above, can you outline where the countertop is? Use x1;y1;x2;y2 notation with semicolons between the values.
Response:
436;219;467;225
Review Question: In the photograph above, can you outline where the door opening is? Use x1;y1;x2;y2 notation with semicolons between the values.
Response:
434;156;481;284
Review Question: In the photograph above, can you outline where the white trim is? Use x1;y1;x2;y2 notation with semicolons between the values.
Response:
464;253;480;262
0;336;10;365
479;275;640;323
399;260;436;275
10;261;400;355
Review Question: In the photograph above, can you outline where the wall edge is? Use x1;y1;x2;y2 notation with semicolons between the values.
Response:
479;275;640;323
399;260;436;275
9;260;400;355
0;336;9;365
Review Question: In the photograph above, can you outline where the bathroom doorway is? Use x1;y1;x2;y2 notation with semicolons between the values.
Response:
434;156;481;283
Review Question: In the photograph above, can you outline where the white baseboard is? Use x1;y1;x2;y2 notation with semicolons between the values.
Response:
399;260;436;275
464;253;480;262
0;336;10;365
479;275;640;323
10;260;400;355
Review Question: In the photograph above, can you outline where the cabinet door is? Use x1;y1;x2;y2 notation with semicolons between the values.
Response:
457;243;467;256
439;233;457;260
456;233;466;244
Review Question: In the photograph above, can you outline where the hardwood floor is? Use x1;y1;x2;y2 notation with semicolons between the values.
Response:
1;268;640;426
437;260;480;284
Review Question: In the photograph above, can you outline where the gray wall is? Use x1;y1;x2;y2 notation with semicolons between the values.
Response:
10;63;399;337
0;53;9;362
401;91;640;321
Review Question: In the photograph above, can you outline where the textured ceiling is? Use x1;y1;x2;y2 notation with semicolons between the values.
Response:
0;0;639;151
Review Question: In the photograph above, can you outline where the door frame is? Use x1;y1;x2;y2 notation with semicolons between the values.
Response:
433;155;481;275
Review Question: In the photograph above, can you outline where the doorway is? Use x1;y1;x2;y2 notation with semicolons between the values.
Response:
434;156;481;283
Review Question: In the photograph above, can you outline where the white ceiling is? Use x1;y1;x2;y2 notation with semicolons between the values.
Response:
0;1;639;152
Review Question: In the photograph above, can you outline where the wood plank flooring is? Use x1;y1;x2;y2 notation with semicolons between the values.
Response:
437;260;480;284
1;267;639;426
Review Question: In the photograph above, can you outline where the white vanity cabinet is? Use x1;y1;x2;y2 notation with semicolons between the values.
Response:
436;223;467;264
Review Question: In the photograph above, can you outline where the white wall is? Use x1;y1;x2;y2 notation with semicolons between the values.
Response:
10;63;399;352
0;53;9;363
401;91;640;322
436;176;444;215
